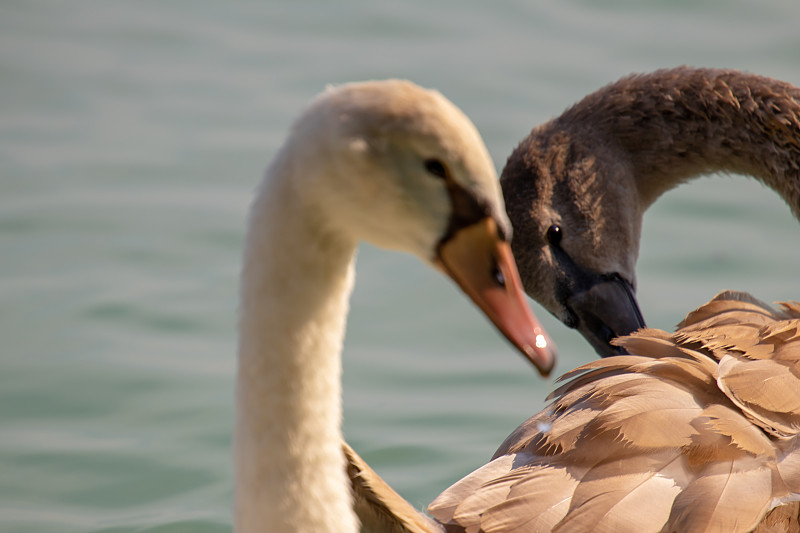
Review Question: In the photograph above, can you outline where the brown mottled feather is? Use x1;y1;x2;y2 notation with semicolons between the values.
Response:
347;292;800;532
755;502;800;533
662;459;774;533
427;292;800;533
344;442;441;533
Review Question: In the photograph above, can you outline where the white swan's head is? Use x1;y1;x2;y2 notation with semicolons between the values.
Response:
268;80;555;375
284;80;503;256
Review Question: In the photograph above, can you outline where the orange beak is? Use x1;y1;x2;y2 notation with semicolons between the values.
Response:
435;218;556;377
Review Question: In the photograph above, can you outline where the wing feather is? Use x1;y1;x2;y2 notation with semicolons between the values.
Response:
552;451;687;533
428;292;800;533
663;460;773;533
718;356;800;435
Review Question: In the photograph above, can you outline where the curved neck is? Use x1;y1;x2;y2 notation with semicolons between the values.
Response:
558;67;800;216
235;165;359;532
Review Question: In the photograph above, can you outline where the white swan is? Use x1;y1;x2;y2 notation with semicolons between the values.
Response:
235;80;554;533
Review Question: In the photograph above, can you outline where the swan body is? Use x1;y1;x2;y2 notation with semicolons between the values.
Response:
348;291;800;532
235;80;554;533
430;291;800;532
500;67;800;356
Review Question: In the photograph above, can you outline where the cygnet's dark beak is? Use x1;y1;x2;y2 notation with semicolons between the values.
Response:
565;273;646;357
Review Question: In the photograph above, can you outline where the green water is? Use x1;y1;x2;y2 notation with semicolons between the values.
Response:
1;1;799;531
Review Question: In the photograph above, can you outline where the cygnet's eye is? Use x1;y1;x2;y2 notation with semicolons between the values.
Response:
545;224;562;246
423;158;448;179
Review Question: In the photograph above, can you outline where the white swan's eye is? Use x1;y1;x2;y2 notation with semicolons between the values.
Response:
492;265;506;288
424;158;448;179
546;224;562;246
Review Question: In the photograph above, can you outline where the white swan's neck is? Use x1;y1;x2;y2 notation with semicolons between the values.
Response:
235;156;359;532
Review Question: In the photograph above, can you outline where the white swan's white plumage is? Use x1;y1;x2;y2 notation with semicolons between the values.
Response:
235;80;554;533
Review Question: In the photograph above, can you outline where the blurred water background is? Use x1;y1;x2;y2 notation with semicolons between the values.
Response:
1;1;799;531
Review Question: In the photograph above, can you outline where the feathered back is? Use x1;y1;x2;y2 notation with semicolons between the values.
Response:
429;291;800;533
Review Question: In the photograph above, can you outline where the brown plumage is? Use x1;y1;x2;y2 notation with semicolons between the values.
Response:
349;291;800;532
500;67;800;356
433;291;800;532
345;442;440;533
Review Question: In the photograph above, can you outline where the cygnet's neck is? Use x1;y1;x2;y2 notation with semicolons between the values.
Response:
557;67;800;217
235;152;360;532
